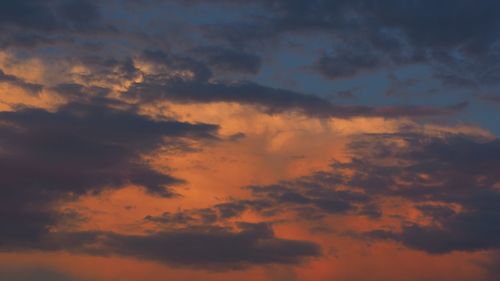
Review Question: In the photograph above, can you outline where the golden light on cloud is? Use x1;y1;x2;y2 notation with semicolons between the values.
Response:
1;2;500;281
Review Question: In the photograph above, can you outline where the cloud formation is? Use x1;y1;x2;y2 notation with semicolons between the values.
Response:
36;223;320;269
0;1;499;280
0;95;219;248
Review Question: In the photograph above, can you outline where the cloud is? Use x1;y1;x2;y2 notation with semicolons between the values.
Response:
0;93;319;270
244;178;370;218
141;49;213;82
0;267;82;281
0;0;100;31
0;69;43;93
157;171;378;224
91;223;319;269
197;0;500;85
343;133;500;254
0;1;498;277
0;0;113;48
192;46;262;74
365;204;500;254
158;127;500;255
316;46;383;79
7;223;320;270
4;0;500;87
0;95;218;247
125;78;467;119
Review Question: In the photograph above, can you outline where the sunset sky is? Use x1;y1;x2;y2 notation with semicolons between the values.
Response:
1;1;500;280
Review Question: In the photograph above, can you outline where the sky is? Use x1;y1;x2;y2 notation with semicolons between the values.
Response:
0;1;500;280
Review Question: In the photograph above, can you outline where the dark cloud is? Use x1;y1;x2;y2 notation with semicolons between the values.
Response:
143;174;374;225
335;89;357;99
0;1;60;32
0;69;43;93
480;251;500;279
76;56;140;81
0;95;319;269
125;78;467;119
195;0;500;85
97;223;320;268
316;46;382;79
1;0;499;272
125;77;331;116
343;133;500;254
144;201;258;227
168;172;376;224
57;0;100;28
7;223;320;269
0;267;82;281
243;173;374;220
169;129;500;254
145;211;198;225
0;96;218;247
4;0;500;86
363;200;500;254
142;49;213;82
52;83;111;99
144;207;219;228
145;131;500;244
0;98;217;198
214;202;249;219
0;0;114;48
385;74;420;97
0;0;101;32
193;46;262;74
47;57;140;94
367;0;500;50
481;95;500;105
353;133;500;254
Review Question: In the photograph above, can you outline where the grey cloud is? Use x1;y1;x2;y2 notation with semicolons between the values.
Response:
13;224;320;270
0;69;43;93
0;0;101;32
0;0;114;49
142;49;213;82
345;133;500;254
0;96;218;247
196;0;500;85
0;94;321;269
125;78;467;119
316;46;382;79
0;267;82;281
178;130;500;254
193;46;262;74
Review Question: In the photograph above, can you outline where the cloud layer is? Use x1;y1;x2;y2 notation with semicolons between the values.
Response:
0;1;499;280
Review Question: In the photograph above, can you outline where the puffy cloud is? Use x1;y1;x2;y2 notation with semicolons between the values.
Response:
0;92;320;269
0;94;218;247
35;223;320;269
198;0;500;85
346;134;500;254
0;1;499;279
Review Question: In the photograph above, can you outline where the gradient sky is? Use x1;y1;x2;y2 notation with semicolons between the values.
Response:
1;1;500;281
